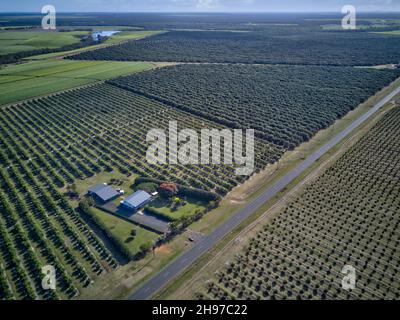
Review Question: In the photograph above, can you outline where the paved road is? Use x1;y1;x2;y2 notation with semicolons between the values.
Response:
128;86;400;300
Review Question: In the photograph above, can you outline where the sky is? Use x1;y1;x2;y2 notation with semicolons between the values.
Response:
0;0;399;13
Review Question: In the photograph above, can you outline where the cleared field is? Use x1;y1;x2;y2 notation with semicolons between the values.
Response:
90;207;159;257
109;64;400;150
146;197;207;221
0;31;88;55
198;105;400;300
373;30;400;36
72;171;136;197
0;59;153;105
0;81;277;299
104;30;165;44
0;83;277;195
0;101;120;300
27;30;164;60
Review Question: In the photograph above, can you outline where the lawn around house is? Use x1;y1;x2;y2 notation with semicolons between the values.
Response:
71;171;137;197
71;172;207;257
146;197;207;221
90;207;160;257
71;171;161;258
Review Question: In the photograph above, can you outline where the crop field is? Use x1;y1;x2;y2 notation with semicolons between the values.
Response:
27;30;165;61
198;106;400;300
0;31;88;56
109;64;400;150
0;81;279;299
0;11;399;302
70;30;400;66
0;82;278;195
0;94;121;300
0;60;153;105
0;28;163;66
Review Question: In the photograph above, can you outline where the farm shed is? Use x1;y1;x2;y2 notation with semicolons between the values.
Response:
88;183;120;203
121;190;152;211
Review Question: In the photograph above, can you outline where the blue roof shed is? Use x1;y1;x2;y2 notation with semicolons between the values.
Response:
122;190;152;211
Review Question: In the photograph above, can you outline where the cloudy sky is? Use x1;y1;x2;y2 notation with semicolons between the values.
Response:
0;0;398;12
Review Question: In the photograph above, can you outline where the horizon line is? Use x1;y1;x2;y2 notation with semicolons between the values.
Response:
1;10;399;14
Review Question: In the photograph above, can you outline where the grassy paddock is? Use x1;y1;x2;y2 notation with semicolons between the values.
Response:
27;30;165;60
0;31;88;55
104;31;165;44
0;59;154;105
91;207;160;257
71;171;137;196
373;30;400;36
147;197;207;221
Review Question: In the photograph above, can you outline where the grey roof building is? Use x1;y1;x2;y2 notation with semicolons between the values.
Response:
88;184;120;203
121;190;152;211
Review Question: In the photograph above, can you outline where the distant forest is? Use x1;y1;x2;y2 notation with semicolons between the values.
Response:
70;30;400;66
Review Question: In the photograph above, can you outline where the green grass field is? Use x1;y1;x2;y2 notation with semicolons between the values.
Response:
104;30;165;43
91;207;160;257
27;30;165;60
373;30;400;36
0;59;154;105
0;31;88;55
0;29;162;105
72;171;136;196
147;197;207;221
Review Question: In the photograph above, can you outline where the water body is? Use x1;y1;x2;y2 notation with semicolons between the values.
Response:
92;30;120;41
